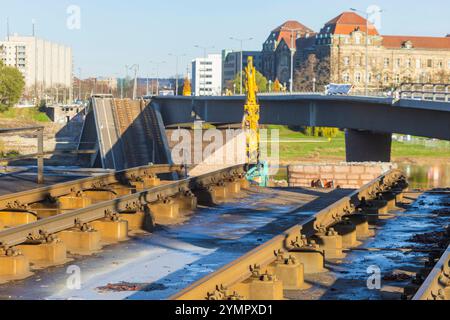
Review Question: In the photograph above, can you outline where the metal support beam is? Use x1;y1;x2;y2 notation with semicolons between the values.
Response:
37;128;44;184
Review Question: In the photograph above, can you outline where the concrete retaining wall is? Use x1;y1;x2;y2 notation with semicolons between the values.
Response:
288;163;396;189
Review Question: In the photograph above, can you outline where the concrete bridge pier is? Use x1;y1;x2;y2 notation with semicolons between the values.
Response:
345;129;392;163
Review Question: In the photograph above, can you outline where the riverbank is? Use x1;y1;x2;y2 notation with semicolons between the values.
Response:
268;126;450;166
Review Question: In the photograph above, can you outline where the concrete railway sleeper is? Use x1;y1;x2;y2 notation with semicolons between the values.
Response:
170;169;409;300
0;165;247;284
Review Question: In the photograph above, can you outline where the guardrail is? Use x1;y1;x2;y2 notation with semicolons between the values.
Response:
0;126;98;184
0;127;45;184
397;83;450;102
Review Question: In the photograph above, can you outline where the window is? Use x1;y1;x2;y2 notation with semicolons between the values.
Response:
396;59;401;67
427;59;433;68
343;57;350;66
355;34;361;44
384;74;389;83
384;58;390;68
437;61;443;68
343;73;350;82
406;59;412;68
416;59;421;69
355;73;362;83
448;60;450;69
395;74;401;84
368;73;373;82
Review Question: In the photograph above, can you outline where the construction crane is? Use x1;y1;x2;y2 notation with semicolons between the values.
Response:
242;56;269;187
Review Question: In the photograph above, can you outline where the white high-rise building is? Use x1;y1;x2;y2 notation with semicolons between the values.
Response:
0;34;73;97
192;54;222;96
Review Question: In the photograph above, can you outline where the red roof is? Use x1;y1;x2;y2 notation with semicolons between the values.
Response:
382;35;450;49
272;21;314;49
323;12;379;36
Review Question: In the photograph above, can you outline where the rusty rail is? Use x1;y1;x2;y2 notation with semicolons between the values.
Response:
171;169;405;300
0;164;245;248
413;244;450;300
0;164;184;211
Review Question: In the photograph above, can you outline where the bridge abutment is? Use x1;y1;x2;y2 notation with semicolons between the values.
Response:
345;129;392;163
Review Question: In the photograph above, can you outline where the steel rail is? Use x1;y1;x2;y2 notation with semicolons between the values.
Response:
0;164;246;248
413;244;450;300
171;169;405;300
0;164;185;210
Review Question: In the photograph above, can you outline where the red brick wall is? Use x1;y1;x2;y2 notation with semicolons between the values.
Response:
288;163;395;189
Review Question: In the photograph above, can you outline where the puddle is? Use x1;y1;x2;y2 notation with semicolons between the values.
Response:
319;192;450;300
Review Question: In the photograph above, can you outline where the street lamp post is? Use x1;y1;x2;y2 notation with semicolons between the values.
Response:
169;53;187;96
149;61;166;96
124;65;129;98
229;37;253;95
284;28;303;94
350;7;383;96
194;45;215;96
128;64;139;100
78;68;82;100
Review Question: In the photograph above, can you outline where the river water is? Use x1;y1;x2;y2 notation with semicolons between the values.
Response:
398;163;450;189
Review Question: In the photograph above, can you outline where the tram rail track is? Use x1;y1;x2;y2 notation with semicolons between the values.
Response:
0;164;246;248
171;169;408;300
0;164;184;211
413;242;450;300
0;164;247;284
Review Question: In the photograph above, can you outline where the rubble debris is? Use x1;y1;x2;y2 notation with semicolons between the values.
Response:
408;231;447;245
433;208;450;216
97;282;167;293
383;273;414;282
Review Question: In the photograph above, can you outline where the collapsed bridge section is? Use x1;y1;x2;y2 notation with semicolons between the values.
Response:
79;96;172;170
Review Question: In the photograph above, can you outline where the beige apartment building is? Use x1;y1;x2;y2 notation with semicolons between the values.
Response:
296;12;450;92
0;34;73;100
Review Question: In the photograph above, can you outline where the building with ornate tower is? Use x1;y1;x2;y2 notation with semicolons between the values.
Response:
295;11;450;92
261;21;314;85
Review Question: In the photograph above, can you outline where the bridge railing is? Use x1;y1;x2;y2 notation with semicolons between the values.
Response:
256;91;388;98
397;83;450;102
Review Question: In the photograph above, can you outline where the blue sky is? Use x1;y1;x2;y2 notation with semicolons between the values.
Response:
1;0;449;78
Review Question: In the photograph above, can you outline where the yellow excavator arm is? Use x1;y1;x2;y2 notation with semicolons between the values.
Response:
242;57;269;187
242;56;260;165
